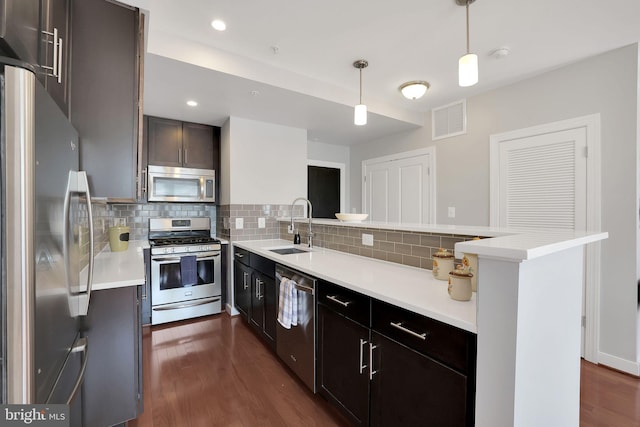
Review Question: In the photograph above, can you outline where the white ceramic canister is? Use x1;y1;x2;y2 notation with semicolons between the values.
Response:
462;253;478;292
432;248;454;281
448;265;473;301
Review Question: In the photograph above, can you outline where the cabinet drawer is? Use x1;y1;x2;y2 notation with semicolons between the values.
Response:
234;247;249;266
371;300;476;374
318;280;370;327
250;253;275;278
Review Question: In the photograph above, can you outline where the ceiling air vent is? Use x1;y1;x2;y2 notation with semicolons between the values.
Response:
432;99;467;141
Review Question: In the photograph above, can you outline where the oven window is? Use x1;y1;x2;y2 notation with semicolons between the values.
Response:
154;177;200;197
158;258;215;290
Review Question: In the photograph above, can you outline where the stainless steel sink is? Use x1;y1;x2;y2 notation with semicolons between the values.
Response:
269;247;308;255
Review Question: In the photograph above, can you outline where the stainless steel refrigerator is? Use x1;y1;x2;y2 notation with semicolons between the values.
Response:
1;58;94;424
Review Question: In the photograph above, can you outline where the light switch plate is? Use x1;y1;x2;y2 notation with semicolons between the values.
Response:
235;218;244;229
258;217;266;228
362;233;374;246
448;207;456;218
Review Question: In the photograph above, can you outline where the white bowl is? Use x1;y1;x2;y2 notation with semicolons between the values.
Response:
335;213;369;222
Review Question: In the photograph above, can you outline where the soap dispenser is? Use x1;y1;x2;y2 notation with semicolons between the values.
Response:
293;230;301;244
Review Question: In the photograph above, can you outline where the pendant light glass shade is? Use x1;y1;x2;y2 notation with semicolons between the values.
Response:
354;104;367;126
458;53;478;87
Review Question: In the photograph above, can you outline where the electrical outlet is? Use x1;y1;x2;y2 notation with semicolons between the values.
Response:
448;207;456;218
362;233;374;246
287;224;294;234
258;217;266;228
235;218;244;229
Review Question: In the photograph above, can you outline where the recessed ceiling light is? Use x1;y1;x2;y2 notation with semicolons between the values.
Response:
211;19;226;31
186;100;198;107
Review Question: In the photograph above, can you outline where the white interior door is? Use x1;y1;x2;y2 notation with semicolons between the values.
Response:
490;115;601;361
363;148;435;224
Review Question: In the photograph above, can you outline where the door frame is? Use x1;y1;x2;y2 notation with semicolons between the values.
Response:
489;114;602;363
362;147;437;223
307;159;346;214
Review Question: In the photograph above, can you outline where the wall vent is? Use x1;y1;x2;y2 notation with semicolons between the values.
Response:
432;99;467;141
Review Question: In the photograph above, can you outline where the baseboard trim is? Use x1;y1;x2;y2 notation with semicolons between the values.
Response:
598;351;640;376
226;303;240;316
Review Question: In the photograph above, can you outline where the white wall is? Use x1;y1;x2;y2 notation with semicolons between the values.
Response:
307;140;350;208
226;116;307;204
351;44;640;370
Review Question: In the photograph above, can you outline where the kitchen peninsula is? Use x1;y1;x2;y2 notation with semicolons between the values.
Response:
236;220;607;427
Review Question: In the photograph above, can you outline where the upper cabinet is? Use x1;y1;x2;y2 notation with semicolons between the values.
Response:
39;0;70;115
147;116;219;170
0;0;40;64
71;0;143;201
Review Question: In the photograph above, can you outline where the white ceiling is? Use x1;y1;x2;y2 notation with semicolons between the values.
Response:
122;0;640;145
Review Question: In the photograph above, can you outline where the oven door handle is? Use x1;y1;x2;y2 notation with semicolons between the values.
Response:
152;252;220;263
152;296;221;311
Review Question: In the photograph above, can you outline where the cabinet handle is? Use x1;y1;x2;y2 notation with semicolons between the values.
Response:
141;167;147;193
184;149;188;164
390;321;428;341
369;343;378;380
178;148;182;164
52;28;59;77
243;272;248;289
236;253;244;258
57;35;63;84
327;295;351;307
256;278;263;299
359;339;368;374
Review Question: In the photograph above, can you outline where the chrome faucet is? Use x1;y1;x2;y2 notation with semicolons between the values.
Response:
290;197;313;248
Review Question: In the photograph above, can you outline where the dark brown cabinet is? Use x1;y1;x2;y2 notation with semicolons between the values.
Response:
0;0;40;64
147;116;218;170
317;281;477;427
71;0;143;201
39;0;70;115
233;248;276;350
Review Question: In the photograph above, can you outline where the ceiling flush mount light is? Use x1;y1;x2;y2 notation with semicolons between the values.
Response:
399;81;430;100
457;0;478;87
186;100;198;107
353;59;368;126
211;19;226;31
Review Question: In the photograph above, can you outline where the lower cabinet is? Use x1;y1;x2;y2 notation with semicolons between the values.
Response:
233;247;276;349
317;280;477;427
234;259;251;319
81;285;143;426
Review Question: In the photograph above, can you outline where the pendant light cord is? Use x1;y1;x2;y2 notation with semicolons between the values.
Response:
359;68;363;104
466;0;471;54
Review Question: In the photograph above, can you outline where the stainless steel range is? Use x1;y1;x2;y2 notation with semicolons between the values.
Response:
148;218;222;325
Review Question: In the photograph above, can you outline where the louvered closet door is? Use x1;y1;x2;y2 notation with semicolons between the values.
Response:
498;128;587;230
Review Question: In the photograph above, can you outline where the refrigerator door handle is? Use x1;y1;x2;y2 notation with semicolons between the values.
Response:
78;171;94;316
65;171;94;315
46;337;89;405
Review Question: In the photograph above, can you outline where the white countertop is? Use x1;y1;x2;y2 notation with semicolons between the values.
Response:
233;239;477;333
91;240;148;291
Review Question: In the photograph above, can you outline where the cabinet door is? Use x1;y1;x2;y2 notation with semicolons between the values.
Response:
71;0;141;200
233;261;251;320
182;122;214;169
317;304;370;426
39;0;70;115
249;272;264;331
147;116;183;167
370;332;469;427
0;0;40;64
262;273;276;348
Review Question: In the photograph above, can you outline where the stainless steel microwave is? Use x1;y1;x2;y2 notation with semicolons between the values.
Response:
147;165;215;202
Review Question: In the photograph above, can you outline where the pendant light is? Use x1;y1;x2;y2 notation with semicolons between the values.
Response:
458;0;478;87
353;59;368;126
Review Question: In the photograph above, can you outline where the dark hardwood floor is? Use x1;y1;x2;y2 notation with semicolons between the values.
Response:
129;313;640;427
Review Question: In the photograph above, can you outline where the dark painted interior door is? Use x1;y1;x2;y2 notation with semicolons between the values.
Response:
308;165;340;218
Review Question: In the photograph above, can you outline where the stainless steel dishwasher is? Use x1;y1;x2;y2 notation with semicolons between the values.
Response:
275;264;316;392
